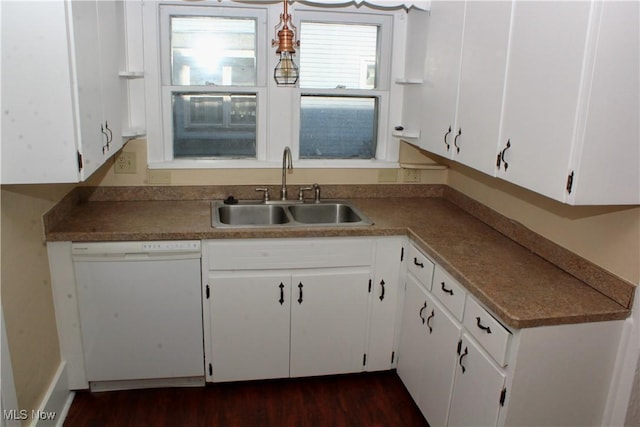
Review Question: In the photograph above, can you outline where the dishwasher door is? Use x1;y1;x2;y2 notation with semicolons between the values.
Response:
73;241;204;387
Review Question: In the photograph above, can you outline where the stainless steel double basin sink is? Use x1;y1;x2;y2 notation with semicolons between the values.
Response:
211;200;374;228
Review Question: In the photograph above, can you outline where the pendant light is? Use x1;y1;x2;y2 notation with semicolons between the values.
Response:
272;0;300;86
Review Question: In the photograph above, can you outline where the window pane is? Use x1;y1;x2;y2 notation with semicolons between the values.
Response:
173;93;256;158
300;22;378;89
300;96;377;159
171;16;256;86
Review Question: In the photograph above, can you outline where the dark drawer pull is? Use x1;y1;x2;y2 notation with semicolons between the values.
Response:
459;346;469;373
413;258;424;268
440;281;454;296
379;280;386;301
279;282;285;305
298;282;303;304
476;317;492;334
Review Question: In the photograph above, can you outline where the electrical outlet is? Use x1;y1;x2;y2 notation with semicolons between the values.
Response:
403;169;421;183
114;152;137;174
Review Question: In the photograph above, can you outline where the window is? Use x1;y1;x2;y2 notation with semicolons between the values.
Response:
146;2;403;167
159;6;266;160
298;21;382;159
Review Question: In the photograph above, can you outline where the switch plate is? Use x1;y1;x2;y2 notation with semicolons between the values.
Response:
114;152;137;174
148;170;171;185
403;169;421;183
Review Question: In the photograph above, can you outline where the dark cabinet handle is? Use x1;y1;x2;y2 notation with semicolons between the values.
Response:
105;121;113;145
297;282;303;304
443;126;452;151
440;281;454;296
419;301;427;324
476;317;492;334
413;258;424;268
379;280;385;301
459;346;469;373
279;283;284;305
101;124;110;154
454;128;462;153
500;140;511;171
426;309;435;334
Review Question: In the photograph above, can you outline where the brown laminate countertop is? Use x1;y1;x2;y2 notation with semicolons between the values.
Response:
45;188;633;330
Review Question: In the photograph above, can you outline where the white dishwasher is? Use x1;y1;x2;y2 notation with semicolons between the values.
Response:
72;241;204;391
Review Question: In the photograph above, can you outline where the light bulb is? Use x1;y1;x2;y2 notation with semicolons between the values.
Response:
274;51;299;85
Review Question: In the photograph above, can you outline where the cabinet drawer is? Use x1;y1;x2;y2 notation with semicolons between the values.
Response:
463;297;511;367
432;265;466;321
407;244;434;289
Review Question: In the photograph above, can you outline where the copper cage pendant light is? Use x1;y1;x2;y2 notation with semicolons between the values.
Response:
272;0;300;86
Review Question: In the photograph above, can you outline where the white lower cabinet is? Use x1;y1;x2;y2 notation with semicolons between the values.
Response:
398;273;461;427
290;270;370;377
202;237;403;383
397;242;624;427
448;333;506;427
208;273;291;382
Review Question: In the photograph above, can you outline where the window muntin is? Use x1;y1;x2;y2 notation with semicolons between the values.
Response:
299;22;379;90
170;16;257;86
172;93;257;158
300;96;378;159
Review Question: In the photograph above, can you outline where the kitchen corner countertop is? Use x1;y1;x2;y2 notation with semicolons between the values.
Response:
45;188;633;330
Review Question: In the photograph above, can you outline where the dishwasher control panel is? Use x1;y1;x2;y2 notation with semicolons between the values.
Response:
142;241;200;252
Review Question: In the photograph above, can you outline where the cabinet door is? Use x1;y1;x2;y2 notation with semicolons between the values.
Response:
290;270;370;378
396;274;430;403
418;291;461;427
367;237;403;371
71;0;109;180
453;1;511;175
1;1;79;183
96;0;125;154
568;1;640;205
208;273;291;382
448;333;506;427
497;1;592;201
419;0;465;158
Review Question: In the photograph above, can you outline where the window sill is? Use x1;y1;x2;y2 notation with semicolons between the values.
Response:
148;159;400;169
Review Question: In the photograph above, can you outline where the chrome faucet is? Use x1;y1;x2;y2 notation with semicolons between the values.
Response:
281;146;293;200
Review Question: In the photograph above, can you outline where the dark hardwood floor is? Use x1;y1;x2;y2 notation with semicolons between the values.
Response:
64;371;428;427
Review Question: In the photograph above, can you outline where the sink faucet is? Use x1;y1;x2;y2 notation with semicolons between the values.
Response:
281;146;293;200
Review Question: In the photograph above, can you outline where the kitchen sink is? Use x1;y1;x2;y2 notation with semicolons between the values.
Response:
287;203;363;224
211;200;373;228
217;204;290;226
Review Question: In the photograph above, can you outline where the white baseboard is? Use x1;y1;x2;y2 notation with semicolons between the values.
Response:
28;362;73;427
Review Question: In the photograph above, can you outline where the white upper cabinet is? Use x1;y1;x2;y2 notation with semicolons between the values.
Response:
1;0;126;184
415;1;465;159
413;1;510;176
497;0;639;205
410;0;639;205
453;1;511;175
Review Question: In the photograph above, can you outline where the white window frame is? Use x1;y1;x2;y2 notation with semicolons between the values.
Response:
292;8;393;165
142;1;407;169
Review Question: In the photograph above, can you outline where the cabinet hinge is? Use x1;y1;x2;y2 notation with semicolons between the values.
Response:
363;353;367;366
77;151;83;172
500;387;507;406
391;351;395;364
566;171;574;194
457;339;462;355
368;279;372;293
208;363;213;376
206;284;210;299
400;247;404;262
